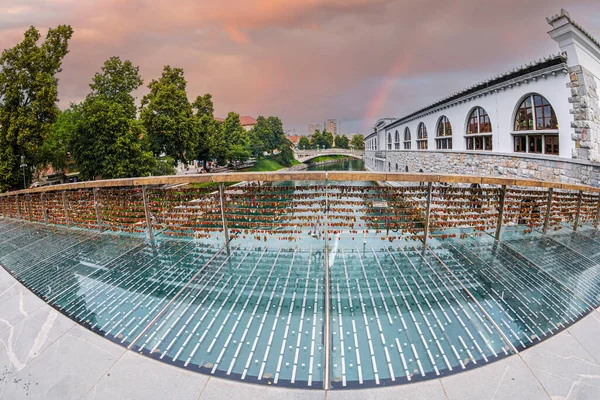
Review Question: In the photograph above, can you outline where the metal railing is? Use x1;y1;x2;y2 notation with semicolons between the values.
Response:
1;171;600;390
1;171;599;242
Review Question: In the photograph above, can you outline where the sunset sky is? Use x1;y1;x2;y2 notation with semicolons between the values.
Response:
1;0;599;134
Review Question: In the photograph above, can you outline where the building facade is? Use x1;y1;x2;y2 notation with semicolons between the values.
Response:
308;123;323;135
324;119;338;136
365;10;600;187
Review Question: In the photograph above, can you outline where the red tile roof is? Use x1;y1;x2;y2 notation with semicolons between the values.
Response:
240;116;257;126
214;116;256;126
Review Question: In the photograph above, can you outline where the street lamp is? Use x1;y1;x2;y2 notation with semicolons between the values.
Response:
20;155;27;189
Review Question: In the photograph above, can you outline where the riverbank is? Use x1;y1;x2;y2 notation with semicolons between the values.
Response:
287;156;356;171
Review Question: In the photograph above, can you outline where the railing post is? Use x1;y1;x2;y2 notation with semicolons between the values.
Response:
218;183;229;245
15;195;21;220
543;188;553;234
594;194;600;229
41;193;48;225
422;182;433;245
495;185;507;240
26;195;32;221
574;190;583;231
323;172;331;390
0;197;5;219
62;191;70;228
93;188;103;232
142;186;153;241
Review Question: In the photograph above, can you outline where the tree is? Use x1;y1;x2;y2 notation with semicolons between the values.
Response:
71;57;155;180
324;131;334;148
141;66;194;163
222;112;250;165
277;137;295;167
334;135;349;149
298;136;310;150
191;93;218;169
246;129;265;158
39;104;81;172
0;25;74;191
251;116;269;156
310;130;330;149
266;116;285;154
351;134;365;150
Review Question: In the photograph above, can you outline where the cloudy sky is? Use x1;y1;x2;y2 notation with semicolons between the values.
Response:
1;0;599;134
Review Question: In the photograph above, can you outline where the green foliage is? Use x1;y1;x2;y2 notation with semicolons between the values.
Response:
277;137;295;167
141;66;194;162
248;115;287;158
244;154;299;172
191;93;217;167
222;112;250;165
309;130;331;149
38;104;80;172
246;129;265;158
0;26;298;187
351;134;365;150
88;56;143;115
298;136;310;150
71;57;155;180
334;135;349;149
0;25;74;190
152;156;176;176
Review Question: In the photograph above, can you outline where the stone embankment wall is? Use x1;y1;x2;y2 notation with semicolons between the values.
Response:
365;150;600;187
287;157;355;171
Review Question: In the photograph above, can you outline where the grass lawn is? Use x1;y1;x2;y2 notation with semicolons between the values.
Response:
242;156;300;172
187;156;300;188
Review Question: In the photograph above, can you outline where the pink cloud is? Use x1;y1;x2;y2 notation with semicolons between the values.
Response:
0;0;599;133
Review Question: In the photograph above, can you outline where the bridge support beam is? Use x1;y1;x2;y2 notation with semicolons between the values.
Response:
62;191;70;228
543;188;553;234
574;190;583;231
142;186;154;241
423;182;433;245
94;188;103;232
495;185;507;240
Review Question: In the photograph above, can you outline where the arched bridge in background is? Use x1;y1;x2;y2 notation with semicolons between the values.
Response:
294;149;364;163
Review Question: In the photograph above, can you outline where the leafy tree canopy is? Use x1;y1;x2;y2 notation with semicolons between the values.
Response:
38;104;80;172
191;93;218;168
351;134;365;150
71;57;155;180
298;136;310;150
0;25;73;190
334;135;349;149
141;65;194;163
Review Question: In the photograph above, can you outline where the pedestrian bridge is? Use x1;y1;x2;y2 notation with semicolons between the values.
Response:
1;171;600;391
294;149;364;163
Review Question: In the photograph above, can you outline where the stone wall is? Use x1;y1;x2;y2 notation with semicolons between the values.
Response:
568;65;600;162
365;150;600;187
287;157;356;171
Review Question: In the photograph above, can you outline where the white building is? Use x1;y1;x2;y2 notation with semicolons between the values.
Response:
365;10;600;186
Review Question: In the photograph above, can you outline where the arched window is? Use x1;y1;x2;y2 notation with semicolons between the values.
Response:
394;130;400;149
435;116;452;150
387;132;392;150
403;127;411;149
416;123;428;150
513;94;559;155
466;107;492;151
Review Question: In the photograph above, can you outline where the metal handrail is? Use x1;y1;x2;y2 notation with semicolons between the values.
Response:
1;171;599;196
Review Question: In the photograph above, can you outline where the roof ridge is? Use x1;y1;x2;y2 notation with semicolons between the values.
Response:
382;53;567;131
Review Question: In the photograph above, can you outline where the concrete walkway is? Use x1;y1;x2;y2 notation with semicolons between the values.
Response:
1;266;600;400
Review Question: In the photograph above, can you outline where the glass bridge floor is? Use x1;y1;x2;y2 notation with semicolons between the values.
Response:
1;219;599;389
